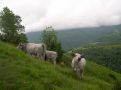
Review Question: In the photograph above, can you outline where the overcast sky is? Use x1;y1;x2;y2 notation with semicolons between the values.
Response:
0;0;121;32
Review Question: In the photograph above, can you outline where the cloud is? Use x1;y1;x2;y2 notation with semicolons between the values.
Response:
0;0;121;32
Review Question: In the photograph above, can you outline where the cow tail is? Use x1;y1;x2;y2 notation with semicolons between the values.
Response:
42;44;46;60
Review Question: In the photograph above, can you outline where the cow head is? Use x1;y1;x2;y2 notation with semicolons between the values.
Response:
77;54;85;62
17;43;27;52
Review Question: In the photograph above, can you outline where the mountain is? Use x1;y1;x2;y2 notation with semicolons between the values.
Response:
26;24;121;50
26;31;42;43
0;42;121;90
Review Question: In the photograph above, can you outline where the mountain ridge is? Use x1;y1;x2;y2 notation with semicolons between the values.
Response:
26;24;121;50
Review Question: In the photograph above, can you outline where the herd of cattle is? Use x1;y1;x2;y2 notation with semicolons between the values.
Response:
17;43;57;64
17;43;86;80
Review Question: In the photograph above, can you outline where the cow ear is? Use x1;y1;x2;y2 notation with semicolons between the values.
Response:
81;54;85;58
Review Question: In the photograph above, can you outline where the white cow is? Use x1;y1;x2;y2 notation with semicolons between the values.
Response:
71;53;86;80
17;43;46;60
45;50;58;64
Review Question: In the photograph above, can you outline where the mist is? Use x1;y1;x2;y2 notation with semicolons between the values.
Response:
0;0;121;32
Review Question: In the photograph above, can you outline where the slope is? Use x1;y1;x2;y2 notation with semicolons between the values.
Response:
0;42;121;90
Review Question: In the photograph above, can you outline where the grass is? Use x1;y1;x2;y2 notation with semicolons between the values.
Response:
0;42;121;90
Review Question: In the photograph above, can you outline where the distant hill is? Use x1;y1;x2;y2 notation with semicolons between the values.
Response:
26;31;42;43
26;24;121;50
0;42;121;90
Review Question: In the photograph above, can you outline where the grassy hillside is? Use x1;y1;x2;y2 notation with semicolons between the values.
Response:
26;24;121;50
0;42;121;90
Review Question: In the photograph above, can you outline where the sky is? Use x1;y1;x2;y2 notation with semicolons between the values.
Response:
0;0;121;32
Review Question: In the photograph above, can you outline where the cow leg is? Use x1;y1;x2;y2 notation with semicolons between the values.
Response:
39;55;42;60
54;60;56;64
80;69;83;80
53;58;56;65
37;53;42;60
40;55;44;60
74;62;77;71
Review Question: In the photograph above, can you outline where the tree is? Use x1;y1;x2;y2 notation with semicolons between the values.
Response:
41;26;63;62
0;7;27;44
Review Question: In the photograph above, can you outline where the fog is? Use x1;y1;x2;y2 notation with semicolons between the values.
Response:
0;0;121;32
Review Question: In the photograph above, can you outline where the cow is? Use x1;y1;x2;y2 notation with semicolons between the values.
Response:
45;50;58;64
17;43;46;60
71;53;86;80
